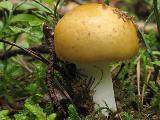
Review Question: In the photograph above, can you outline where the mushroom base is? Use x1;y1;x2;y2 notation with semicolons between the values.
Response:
76;63;117;116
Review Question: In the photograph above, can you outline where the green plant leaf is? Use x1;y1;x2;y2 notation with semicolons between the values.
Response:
0;43;3;49
16;2;36;11
0;21;3;30
26;27;43;44
14;112;29;120
31;1;52;13
152;51;160;56
143;30;157;47
67;105;80;120
103;0;109;5
0;110;11;120
149;81;159;92
0;1;13;11
43;0;54;4
120;112;134;120
9;26;31;33
153;0;160;34
25;83;39;95
152;61;160;66
13;1;48;11
11;14;43;26
24;98;47;120
47;113;56;120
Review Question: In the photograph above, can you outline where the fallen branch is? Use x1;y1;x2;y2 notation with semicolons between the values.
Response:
0;45;49;60
0;39;63;73
43;24;72;117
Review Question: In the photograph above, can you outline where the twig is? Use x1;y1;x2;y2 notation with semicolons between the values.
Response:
43;23;65;115
0;45;49;60
136;57;141;99
43;24;72;116
143;11;154;32
13;55;33;73
0;42;64;74
138;0;160;88
0;39;49;64
141;69;152;105
153;0;160;84
138;30;160;88
153;0;160;34
54;0;61;21
43;24;72;100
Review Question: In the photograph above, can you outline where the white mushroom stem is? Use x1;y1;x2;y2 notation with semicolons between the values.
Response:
76;63;117;116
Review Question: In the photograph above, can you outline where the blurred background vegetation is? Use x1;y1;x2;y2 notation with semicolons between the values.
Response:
0;0;160;119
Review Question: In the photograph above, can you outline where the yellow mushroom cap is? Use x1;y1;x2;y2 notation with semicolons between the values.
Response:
54;3;139;64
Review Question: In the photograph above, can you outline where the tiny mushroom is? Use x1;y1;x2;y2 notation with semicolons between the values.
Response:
54;3;139;115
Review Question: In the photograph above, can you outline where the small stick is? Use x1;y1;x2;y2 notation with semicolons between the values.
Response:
0;38;48;64
0;45;48;60
136;57;141;100
0;44;63;73
141;69;152;105
43;24;65;115
43;23;72;116
14;55;33;73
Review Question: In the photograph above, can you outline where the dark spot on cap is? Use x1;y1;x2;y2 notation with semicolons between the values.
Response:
113;28;117;32
98;25;101;28
71;46;75;49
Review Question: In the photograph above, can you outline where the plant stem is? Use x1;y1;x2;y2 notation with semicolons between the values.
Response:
33;0;55;15
0;38;48;64
153;0;160;83
143;11;154;32
153;0;160;34
138;0;160;87
138;30;159;85
54;0;61;21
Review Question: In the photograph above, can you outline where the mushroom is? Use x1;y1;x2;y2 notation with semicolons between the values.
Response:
54;3;139;115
